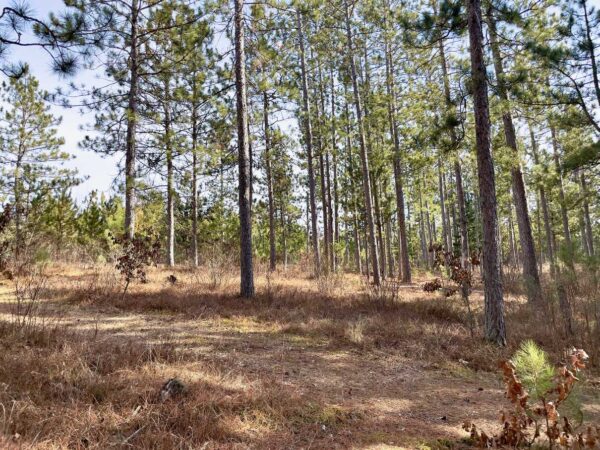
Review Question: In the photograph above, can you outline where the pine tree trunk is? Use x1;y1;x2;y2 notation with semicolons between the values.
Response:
14;158;22;259
418;183;429;268
529;124;555;274
509;210;518;267
325;152;335;271
280;204;288;269
345;0;380;285
263;92;276;271
550;125;574;270
488;11;542;304
536;194;544;274
296;9;321;276
438;36;470;268
373;180;386;279
438;158;450;253
384;41;410;282
235;0;254;298
330;68;339;270
318;65;335;273
385;219;394;277
582;0;600;106
316;96;330;273
580;171;595;256
191;90;199;267
124;0;140;239
345;97;362;274
165;86;175;268
467;0;506;345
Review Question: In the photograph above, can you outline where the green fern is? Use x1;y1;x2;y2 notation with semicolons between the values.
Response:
511;340;555;401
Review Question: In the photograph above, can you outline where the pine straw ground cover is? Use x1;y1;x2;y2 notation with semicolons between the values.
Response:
0;263;598;449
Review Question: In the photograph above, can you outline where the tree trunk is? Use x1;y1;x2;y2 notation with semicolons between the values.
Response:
344;0;380;285
235;0;254;297
124;0;140;239
164;82;175;267
529;124;555;274
315;91;330;273
536;193;544;274
263;92;276;271
580;170;595;256
384;41;410;282
488;10;542;304
296;9;321;276
582;0;600;106
14;157;22;259
438;36;470;268
385;218;394;277
191;89;199;267
438;158;450;253
467;0;506;345
282;206;288;269
509;210;518;267
330;68;339;270
345;95;362;274
550;125;574;270
418;182;429;268
373;180;386;279
317;64;335;273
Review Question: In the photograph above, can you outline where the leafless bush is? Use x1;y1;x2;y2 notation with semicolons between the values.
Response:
315;272;344;296
365;278;401;305
502;264;524;296
263;268;284;302
70;265;121;303
10;265;49;334
201;245;234;291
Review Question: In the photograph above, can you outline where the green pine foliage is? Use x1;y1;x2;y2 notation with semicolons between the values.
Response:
510;340;556;402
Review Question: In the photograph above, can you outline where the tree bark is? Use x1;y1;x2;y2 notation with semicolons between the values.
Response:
582;0;600;107
550;125;574;270
164;78;175;267
579;170;595;256
438;37;470;268
467;0;506;345
330;67;339;271
418;181;429;267
14;155;23;259
124;0;140;239
438;158;451;253
191;82;199;267
296;9;321;276
488;10;542;304
344;0;380;285
318;64;335;273
263;92;276;271
315;83;330;273
235;0;254;297
384;41;410;282
529;124;555;274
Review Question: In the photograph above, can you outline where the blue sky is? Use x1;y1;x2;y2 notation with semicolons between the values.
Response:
6;0;122;202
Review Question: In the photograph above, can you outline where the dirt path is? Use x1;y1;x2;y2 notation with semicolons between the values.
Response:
46;283;505;448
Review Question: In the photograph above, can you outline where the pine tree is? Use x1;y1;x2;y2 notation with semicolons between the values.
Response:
235;0;255;298
466;0;506;345
0;71;70;258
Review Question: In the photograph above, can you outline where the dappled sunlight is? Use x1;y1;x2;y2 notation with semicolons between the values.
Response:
0;265;598;448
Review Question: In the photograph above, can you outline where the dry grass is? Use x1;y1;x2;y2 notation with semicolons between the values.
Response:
0;262;598;449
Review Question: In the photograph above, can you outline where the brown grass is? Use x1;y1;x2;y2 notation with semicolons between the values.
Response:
0;262;598;449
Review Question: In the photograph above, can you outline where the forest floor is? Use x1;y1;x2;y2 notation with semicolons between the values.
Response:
0;263;598;449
